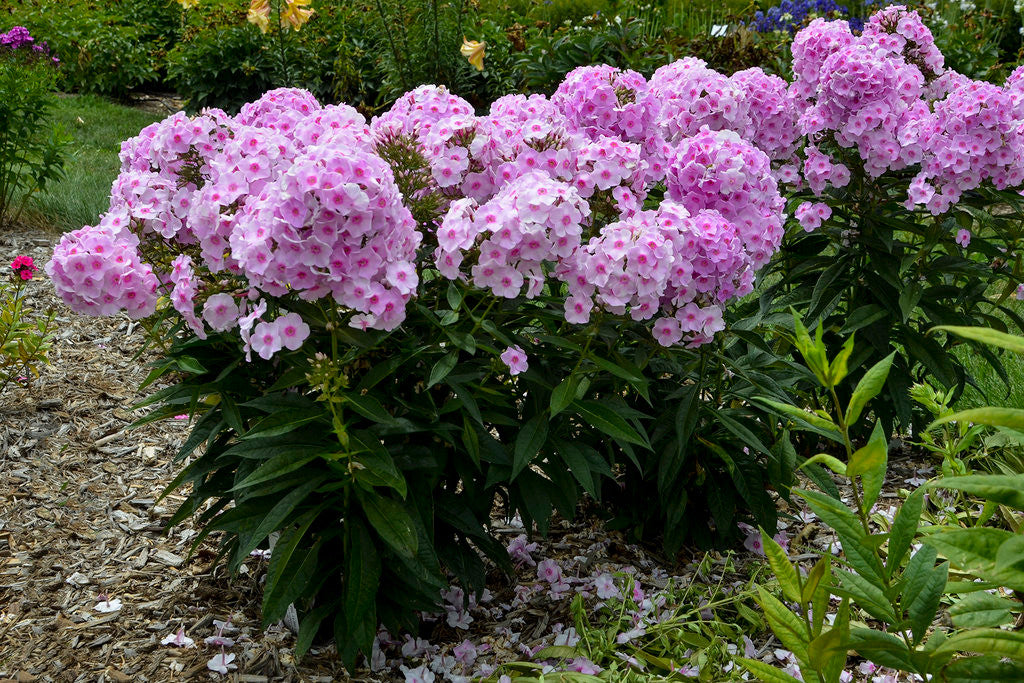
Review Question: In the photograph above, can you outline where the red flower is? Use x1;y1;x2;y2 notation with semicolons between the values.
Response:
10;255;37;280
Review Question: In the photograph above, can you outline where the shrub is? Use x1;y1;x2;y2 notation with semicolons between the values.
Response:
11;0;173;97
0;26;65;228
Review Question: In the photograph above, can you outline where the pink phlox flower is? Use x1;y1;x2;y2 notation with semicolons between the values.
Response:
206;652;237;675
400;664;436;683
452;639;478;666
507;534;538;566
500;344;529;375
93;594;122;613
161;628;195;648
593;572;619;599
204;635;235;647
567;657;603;674
955;229;971;247
537;558;562;585
616;625;647;644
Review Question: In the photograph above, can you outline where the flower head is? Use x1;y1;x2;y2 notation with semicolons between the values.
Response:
11;255;36;280
500;345;528;375
460;37;486;71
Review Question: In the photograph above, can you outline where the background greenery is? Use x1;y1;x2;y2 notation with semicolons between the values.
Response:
9;0;1020;115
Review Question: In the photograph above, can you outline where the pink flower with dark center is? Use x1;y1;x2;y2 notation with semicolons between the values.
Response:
500;345;528;375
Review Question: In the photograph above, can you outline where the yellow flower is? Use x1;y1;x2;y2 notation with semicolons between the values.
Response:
247;0;270;33
281;0;315;31
460;37;486;71
176;0;199;8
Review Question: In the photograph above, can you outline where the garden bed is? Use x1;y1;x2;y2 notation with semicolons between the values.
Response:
0;226;945;682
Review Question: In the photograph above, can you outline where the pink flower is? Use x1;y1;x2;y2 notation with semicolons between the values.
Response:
275;312;311;351
593;573;619;599
567;657;602;674
955;229;971;247
500;345;528;375
10;255;36;280
537;558;562;584
206;652;237;675
160;628;195;648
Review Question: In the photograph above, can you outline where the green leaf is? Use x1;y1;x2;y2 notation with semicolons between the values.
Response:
848;421;888;512
262;509;323;624
241;411;323;439
756;586;811;668
295;603;335;659
932;325;1024;356
833;569;898;623
932;407;1024;431
550;375;578;419
808;624;848;679
571;399;649;448
949;592;1016;628
762;529;801;603
807;557;832;638
928;474;1024;510
829;334;856;386
350;431;406;497
357;491;418;560
556;439;599;498
942;656;1024;682
512;414;548;480
738;658;804;683
231;450;322;491
887;486;925;578
800;453;847;475
903;547;947;645
427;351;458;388
846;352;896;425
235;475;326;561
344;392;396;425
935;629;1024;661
753;397;844;444
344;521;380;655
924;528;1023;590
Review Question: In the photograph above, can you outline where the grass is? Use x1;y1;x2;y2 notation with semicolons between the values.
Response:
954;298;1024;410
25;94;162;234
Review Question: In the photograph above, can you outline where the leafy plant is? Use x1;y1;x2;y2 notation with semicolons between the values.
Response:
0;256;53;395
0;30;66;228
745;314;1024;681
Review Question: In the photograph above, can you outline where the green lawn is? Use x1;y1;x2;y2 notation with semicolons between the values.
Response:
26;94;162;234
954;299;1024;410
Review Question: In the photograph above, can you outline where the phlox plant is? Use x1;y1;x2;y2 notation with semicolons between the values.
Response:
759;7;1024;435
0;26;65;229
49;5;1024;666
49;79;795;662
0;256;53;396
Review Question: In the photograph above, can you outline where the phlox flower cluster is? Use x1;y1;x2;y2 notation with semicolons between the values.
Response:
666;128;785;269
434;172;590;299
10;255;36;281
370;84;475;143
648;58;751;147
50;88;419;359
0;25;58;63
551;65;659;147
559;203;735;347
908;81;1024;213
789;7;1024;215
230;143;421;331
46;213;159;319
